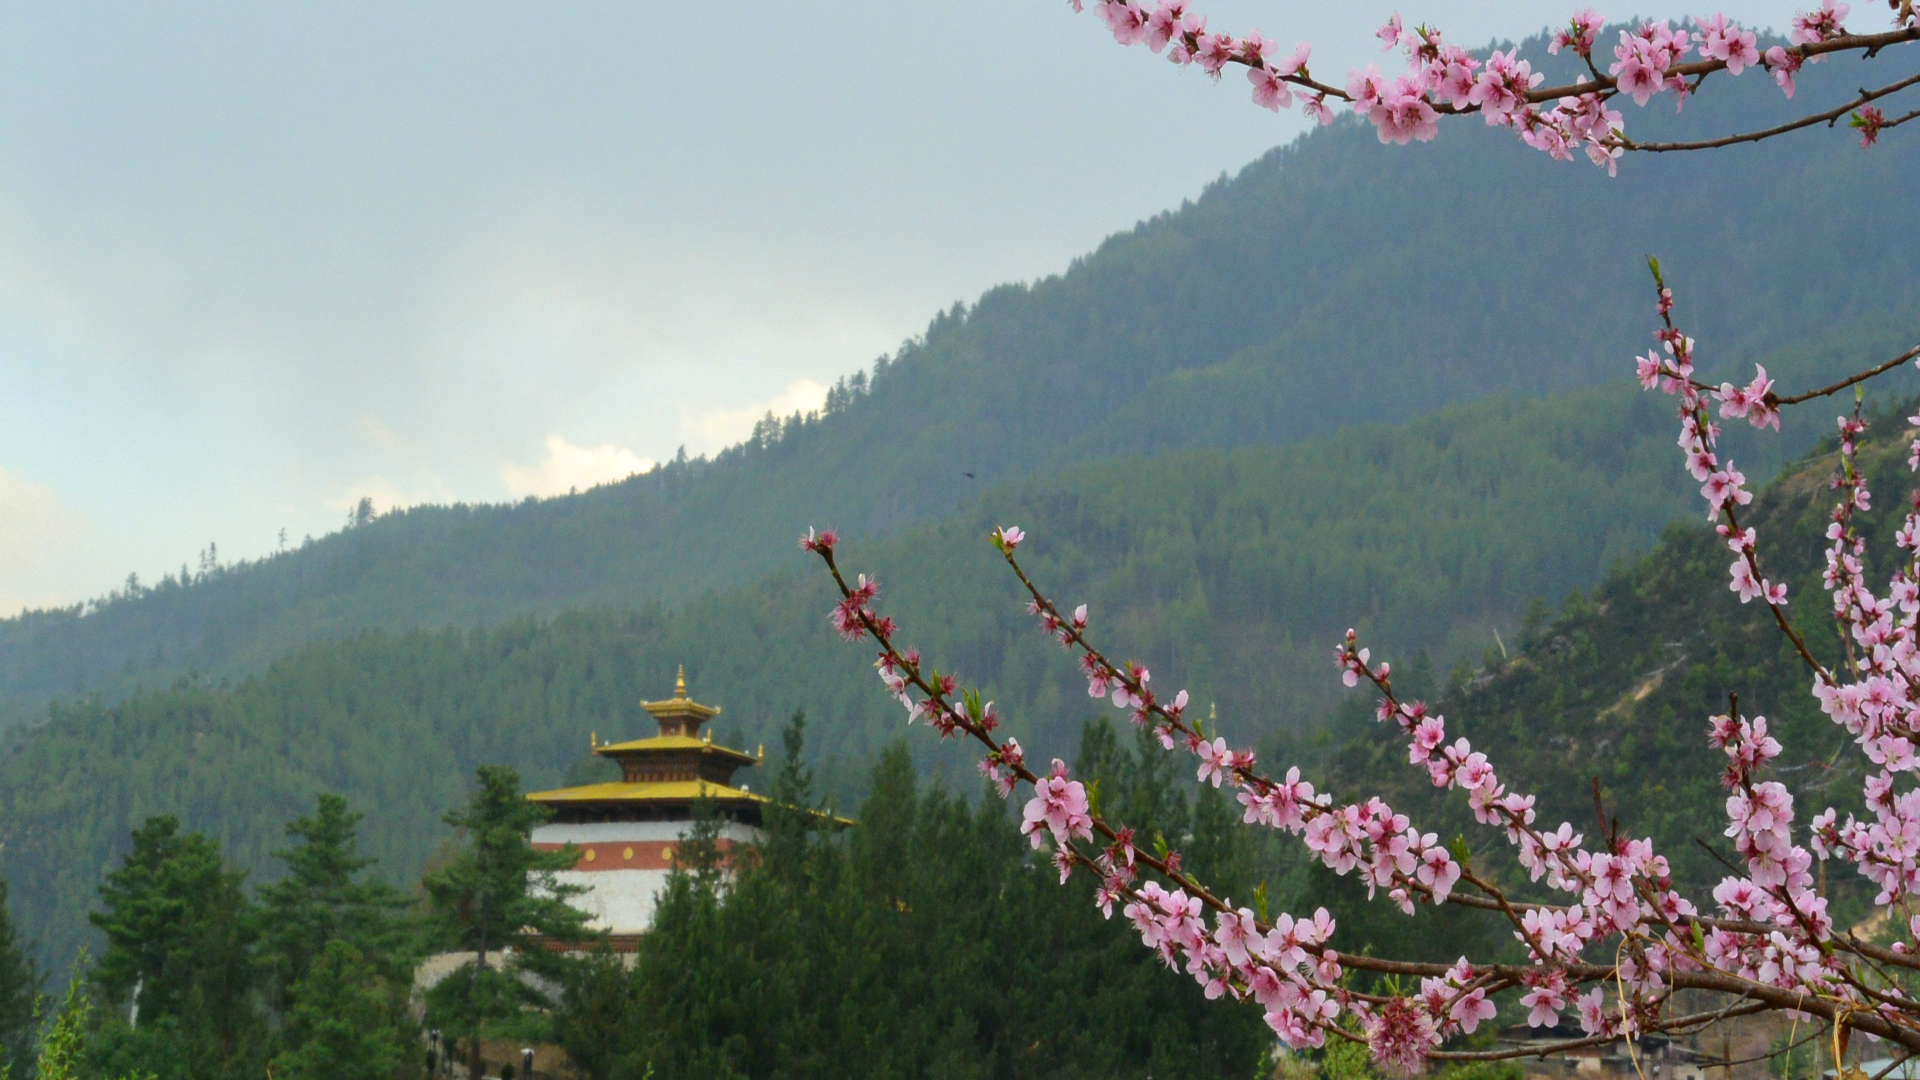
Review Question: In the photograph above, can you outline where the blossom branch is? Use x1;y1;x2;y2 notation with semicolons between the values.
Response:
1072;0;1918;170
1614;68;1920;151
1772;342;1920;407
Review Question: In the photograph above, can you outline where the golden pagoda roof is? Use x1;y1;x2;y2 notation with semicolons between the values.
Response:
527;778;856;826
643;665;720;721
527;778;767;805
594;734;757;765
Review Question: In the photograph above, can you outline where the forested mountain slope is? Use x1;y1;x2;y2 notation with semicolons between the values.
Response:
0;37;1913;727
1306;404;1920;925
0;379;1763;963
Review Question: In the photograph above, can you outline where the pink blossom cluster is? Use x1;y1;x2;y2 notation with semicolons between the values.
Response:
1063;0;1905;167
1630;281;1920;1001
1078;0;1336;126
1022;758;1095;849
1786;405;1920;915
1110;861;1502;1058
992;511;1892;1060
1020;584;1708;1058
1047;602;1471;921
1118;882;1360;1049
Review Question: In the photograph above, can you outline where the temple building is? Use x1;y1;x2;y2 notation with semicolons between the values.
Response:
526;667;767;941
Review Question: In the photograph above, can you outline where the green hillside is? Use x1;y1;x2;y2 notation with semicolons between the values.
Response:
0;37;1914;727
0;377;1780;963
1302;402;1920;923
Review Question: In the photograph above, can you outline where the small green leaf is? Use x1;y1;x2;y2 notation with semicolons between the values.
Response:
1255;883;1270;924
1153;831;1170;862
1086;778;1102;819
1448;833;1471;864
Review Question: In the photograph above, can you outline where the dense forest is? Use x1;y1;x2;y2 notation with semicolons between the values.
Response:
0;34;1914;728
0;379;1805;962
13;432;1904;1078
8;372;1919;970
0;718;1509;1080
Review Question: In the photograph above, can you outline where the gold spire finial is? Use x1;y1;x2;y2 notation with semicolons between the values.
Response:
643;665;720;736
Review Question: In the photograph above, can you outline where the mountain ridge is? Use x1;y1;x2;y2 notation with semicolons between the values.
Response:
5;372;1912;964
5;36;1914;729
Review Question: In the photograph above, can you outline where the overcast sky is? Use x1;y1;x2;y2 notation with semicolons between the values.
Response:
0;1;1808;613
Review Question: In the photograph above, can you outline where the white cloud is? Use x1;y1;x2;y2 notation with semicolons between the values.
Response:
0;466;91;614
690;379;830;451
501;435;653;499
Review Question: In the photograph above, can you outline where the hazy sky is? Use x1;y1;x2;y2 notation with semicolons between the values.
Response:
0;1;1807;613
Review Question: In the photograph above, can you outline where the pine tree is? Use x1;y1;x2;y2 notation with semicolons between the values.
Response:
268;940;407;1080
757;710;821;884
88;817;262;1080
0;877;39;1080
256;794;409;1009
422;766;591;1075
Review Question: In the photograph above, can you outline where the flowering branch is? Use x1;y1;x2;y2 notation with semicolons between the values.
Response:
804;254;1920;1066
789;7;1920;1069
1616;67;1920;150
1068;0;1919;169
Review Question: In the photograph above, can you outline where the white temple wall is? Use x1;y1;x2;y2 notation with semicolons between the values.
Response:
548;868;674;935
532;821;759;846
532;820;762;935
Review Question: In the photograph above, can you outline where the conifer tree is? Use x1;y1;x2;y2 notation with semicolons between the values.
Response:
268;940;407;1080
757;710;820;883
87;816;261;1080
256;793;409;1007
422;766;590;1076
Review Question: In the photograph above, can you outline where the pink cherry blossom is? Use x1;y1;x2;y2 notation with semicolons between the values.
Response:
1144;0;1189;52
1376;14;1404;51
1021;759;1094;849
1764;46;1802;97
1695;14;1759;75
1367;76;1440;144
1249;66;1294;111
1098;0;1151;45
1790;0;1849;46
1196;736;1232;786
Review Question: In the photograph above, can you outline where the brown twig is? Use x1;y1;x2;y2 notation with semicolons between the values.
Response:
1616;70;1920;152
1770;342;1920;406
1431;999;1772;1061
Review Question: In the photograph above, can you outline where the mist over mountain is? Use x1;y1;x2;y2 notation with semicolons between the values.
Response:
0;39;1913;730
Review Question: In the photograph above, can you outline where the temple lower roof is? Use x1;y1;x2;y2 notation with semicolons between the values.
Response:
527;779;766;806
